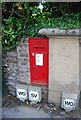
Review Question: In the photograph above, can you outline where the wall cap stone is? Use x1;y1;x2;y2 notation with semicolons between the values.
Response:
38;28;81;37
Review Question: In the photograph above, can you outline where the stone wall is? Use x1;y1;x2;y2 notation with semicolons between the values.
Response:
2;39;48;102
48;36;79;106
3;36;80;105
0;40;2;107
79;43;81;91
2;51;18;96
38;28;80;108
17;42;30;84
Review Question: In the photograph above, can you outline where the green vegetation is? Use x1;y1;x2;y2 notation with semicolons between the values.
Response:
2;2;81;51
27;13;80;37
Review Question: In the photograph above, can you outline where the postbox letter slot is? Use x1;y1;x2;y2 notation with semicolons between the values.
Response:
34;46;44;49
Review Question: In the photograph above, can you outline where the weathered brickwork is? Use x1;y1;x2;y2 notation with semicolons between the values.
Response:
2;39;48;102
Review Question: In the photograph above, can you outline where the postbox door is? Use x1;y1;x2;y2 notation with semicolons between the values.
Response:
28;38;49;85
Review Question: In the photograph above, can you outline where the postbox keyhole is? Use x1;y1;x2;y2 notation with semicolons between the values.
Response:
32;53;35;56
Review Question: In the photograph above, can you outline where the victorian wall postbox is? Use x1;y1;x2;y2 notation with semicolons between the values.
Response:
28;38;49;85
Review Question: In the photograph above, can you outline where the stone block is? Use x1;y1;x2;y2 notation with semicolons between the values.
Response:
16;84;28;102
41;86;48;103
28;85;41;103
61;92;79;112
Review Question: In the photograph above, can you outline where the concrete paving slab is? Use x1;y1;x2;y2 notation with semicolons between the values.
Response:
2;106;49;118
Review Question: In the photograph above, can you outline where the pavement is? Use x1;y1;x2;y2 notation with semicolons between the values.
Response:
1;95;81;119
0;108;2;120
2;106;50;118
1;94;81;119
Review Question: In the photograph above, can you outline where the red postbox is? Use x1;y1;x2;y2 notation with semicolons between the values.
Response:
28;38;49;85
